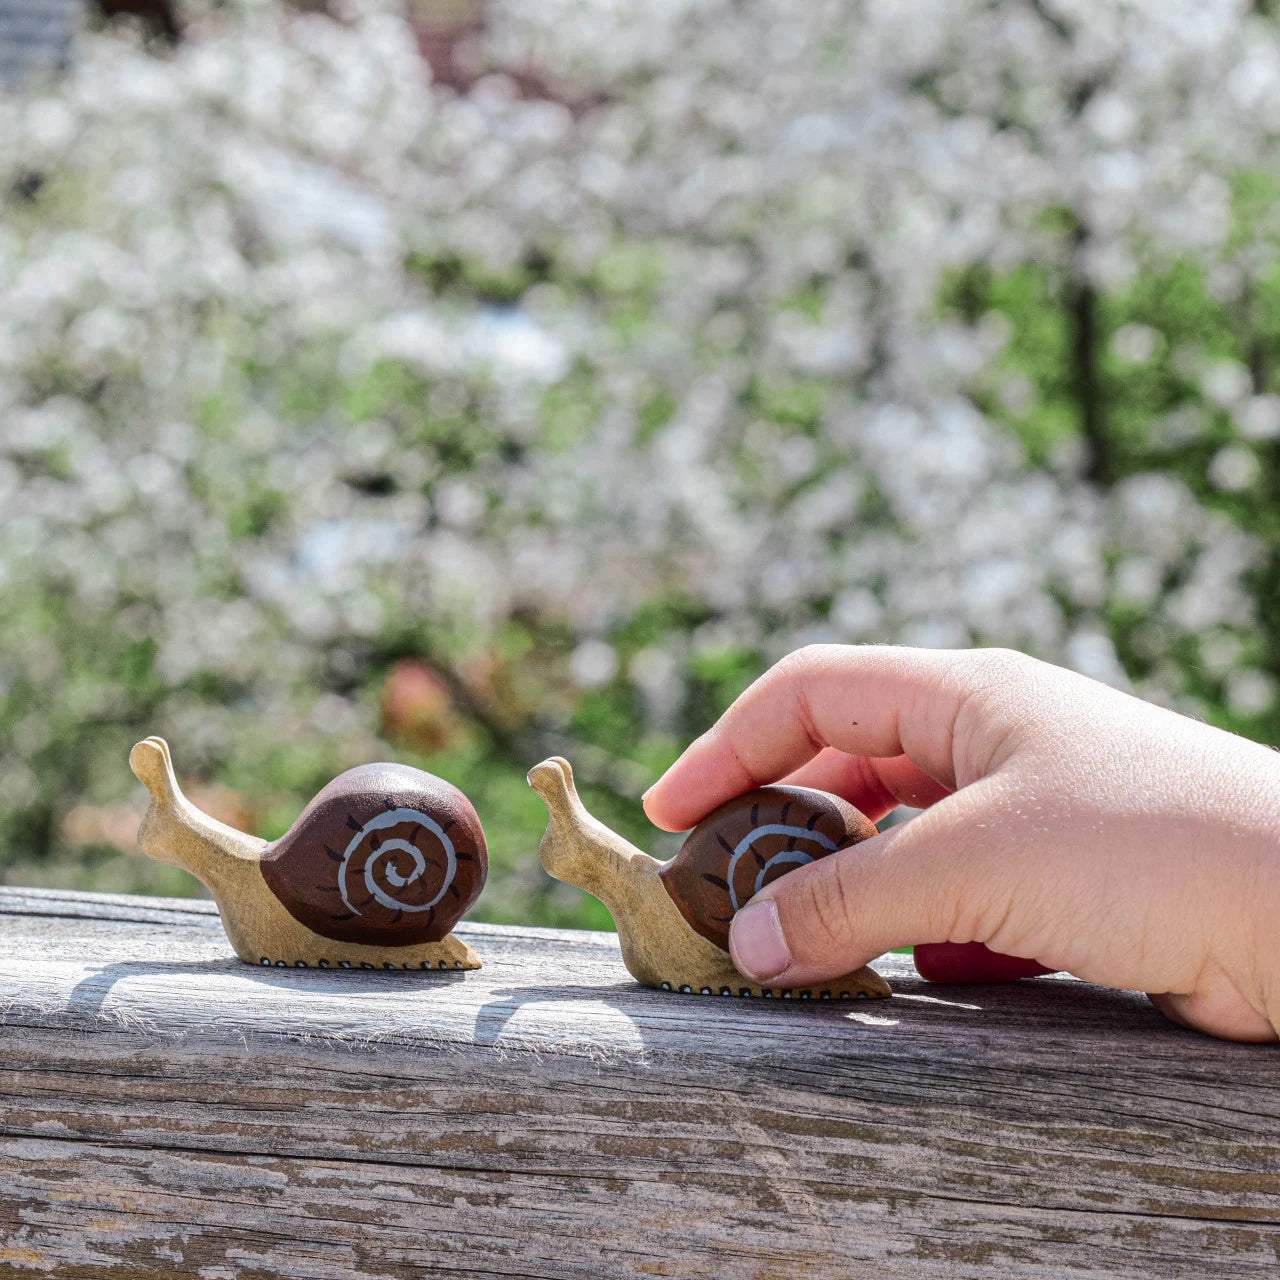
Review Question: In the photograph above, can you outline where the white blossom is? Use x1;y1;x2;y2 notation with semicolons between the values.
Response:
1;0;1278;842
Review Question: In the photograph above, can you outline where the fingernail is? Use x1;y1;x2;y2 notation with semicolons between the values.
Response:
640;784;655;802
729;899;792;982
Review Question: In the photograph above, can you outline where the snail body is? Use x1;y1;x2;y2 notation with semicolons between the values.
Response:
527;756;889;1000
130;737;485;970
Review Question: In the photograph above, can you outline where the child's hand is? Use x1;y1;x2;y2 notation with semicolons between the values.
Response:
642;646;1280;1042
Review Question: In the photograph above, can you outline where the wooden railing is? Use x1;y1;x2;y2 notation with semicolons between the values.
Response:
0;886;1275;1277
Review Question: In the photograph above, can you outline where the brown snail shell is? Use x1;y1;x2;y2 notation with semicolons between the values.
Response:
527;756;889;998
658;785;876;951
259;763;487;947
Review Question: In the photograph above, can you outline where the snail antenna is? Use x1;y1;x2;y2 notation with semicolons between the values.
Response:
527;755;648;905
129;736;265;885
129;736;179;806
526;756;581;818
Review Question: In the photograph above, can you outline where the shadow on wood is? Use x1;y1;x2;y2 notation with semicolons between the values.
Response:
0;886;1275;1279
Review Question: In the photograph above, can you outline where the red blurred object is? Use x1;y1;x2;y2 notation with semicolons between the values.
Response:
407;0;607;114
410;0;485;92
913;941;1055;984
380;659;462;754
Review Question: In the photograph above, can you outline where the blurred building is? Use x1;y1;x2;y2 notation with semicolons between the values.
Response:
0;0;485;89
0;0;82;87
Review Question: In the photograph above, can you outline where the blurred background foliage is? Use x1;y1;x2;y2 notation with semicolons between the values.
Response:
2;0;1280;929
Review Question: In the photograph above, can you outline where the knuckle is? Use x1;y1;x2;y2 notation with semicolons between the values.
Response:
738;650;798;713
950;840;1041;953
768;644;845;738
775;643;844;680
962;884;1017;949
772;645;818;683
967;647;1033;686
950;648;1041;770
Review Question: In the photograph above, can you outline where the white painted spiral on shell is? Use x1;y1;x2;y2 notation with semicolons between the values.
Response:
726;823;838;911
337;807;456;917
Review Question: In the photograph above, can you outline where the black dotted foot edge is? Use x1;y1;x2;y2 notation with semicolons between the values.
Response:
258;956;471;971
654;980;877;1000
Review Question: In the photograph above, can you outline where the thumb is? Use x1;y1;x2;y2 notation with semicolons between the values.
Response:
728;777;1036;987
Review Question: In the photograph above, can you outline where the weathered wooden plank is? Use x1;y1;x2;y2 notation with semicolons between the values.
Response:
0;886;1275;1278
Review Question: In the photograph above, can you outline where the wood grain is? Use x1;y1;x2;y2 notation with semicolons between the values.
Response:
0;886;1275;1278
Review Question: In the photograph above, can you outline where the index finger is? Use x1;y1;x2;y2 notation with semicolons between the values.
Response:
642;644;1026;831
779;748;954;822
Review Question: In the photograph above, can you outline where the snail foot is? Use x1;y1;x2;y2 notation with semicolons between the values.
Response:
652;962;890;1001
234;930;481;972
255;955;475;971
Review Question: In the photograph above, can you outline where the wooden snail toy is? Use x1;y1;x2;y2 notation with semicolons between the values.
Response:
130;737;486;970
527;756;890;1000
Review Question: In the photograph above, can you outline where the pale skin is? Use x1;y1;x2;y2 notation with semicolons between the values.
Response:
641;645;1280;1043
